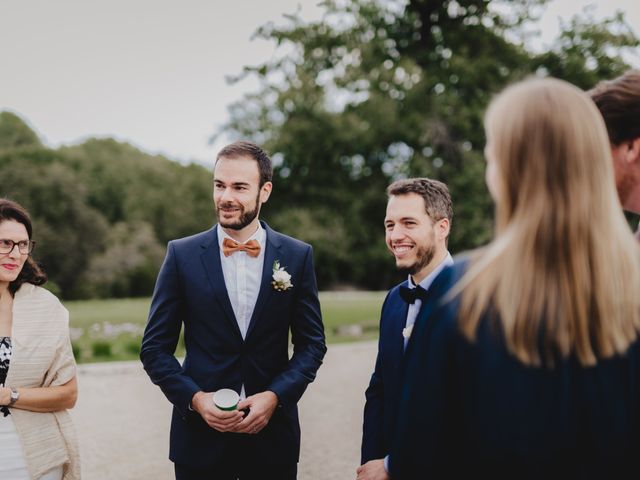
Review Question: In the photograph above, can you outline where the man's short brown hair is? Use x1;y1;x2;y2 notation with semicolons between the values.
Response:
216;141;273;186
387;177;453;224
589;70;640;146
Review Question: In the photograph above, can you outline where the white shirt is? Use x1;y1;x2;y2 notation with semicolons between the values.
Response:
403;252;453;349
217;224;266;399
217;223;266;340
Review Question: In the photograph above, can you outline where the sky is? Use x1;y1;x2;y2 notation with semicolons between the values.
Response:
1;0;639;166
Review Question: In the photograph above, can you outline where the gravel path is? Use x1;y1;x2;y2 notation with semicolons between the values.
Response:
71;341;377;480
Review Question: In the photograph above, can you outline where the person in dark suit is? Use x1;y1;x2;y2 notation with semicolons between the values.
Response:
140;141;327;480
357;178;453;480
390;77;640;479
589;71;640;240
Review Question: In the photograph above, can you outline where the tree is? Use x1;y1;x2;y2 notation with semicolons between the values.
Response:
0;120;215;299
80;222;165;298
0;149;108;298
0;111;42;151
221;0;638;289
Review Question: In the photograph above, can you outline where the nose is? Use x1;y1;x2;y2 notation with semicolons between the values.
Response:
388;225;406;242
218;187;235;203
6;243;22;258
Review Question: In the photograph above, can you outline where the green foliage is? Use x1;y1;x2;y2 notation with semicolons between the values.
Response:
221;0;638;288
79;222;164;298
0;150;109;298
532;10;639;89
1;1;637;296
0;135;213;298
91;340;113;358
71;342;81;360
0;112;42;151
124;338;142;356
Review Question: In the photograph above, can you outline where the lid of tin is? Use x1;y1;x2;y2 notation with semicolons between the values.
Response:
213;389;240;411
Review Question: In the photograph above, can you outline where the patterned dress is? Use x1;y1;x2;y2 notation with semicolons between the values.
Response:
0;337;11;417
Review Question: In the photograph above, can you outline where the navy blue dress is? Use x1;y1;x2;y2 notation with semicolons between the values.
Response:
390;260;640;479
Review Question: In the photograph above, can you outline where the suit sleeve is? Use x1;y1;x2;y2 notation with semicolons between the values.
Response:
361;292;392;463
140;241;201;417
267;245;327;407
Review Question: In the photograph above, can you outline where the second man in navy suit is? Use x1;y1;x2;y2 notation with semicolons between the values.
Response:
357;178;453;480
141;141;326;479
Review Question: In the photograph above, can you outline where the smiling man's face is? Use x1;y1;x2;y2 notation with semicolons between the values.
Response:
384;193;440;282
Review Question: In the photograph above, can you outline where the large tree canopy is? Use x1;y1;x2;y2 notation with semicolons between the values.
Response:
221;0;638;288
0;1;637;297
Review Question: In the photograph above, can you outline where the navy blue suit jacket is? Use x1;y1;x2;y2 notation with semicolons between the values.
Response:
391;259;640;479
140;222;326;469
361;281;410;463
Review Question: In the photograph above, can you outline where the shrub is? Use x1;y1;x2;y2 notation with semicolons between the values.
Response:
91;340;112;358
71;342;81;360
124;337;142;356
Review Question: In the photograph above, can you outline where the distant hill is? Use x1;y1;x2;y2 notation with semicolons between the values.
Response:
0;111;213;299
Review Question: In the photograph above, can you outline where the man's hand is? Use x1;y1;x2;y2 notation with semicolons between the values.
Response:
233;391;278;434
191;391;244;432
356;459;390;480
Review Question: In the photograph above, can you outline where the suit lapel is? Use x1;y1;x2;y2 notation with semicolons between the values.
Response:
200;227;243;339
245;223;282;340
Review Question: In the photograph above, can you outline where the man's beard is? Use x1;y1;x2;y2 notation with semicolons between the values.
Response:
616;171;635;210
398;243;436;276
217;194;261;230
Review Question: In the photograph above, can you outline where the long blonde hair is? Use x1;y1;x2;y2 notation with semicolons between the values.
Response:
457;77;640;367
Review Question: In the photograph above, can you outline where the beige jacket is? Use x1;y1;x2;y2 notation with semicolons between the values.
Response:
5;283;80;480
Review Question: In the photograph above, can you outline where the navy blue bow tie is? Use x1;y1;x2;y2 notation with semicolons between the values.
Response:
399;285;429;304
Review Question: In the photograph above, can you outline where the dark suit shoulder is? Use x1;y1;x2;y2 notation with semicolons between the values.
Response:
379;281;410;325
387;280;408;297
383;280;409;308
267;228;313;253
427;255;470;297
168;228;216;249
414;259;468;340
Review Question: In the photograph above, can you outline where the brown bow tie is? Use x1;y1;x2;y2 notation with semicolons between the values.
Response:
222;237;261;258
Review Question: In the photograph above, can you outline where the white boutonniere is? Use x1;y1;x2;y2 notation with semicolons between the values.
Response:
402;324;414;339
271;260;293;291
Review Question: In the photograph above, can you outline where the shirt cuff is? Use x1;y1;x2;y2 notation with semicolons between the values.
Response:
384;455;390;474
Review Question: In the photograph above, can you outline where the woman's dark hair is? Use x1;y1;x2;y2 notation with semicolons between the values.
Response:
0;198;47;295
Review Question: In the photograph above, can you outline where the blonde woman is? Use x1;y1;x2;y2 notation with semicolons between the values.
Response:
390;78;640;479
0;199;79;480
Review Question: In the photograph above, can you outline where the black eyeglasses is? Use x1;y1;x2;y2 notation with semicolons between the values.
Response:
0;239;35;255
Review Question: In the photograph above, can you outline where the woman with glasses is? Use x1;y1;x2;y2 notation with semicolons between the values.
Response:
390;77;640;478
0;199;79;480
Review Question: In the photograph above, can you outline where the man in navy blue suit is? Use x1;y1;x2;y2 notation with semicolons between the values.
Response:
357;178;453;480
141;141;326;479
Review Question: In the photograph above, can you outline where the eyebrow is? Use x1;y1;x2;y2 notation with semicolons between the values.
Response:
214;180;251;187
385;216;417;224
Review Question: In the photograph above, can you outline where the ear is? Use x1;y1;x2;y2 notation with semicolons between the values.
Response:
629;137;640;165
436;218;450;240
259;181;273;204
616;138;640;165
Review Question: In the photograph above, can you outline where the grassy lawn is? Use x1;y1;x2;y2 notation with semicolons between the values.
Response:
66;291;386;363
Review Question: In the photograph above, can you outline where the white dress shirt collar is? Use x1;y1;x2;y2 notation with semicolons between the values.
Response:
407;251;453;291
